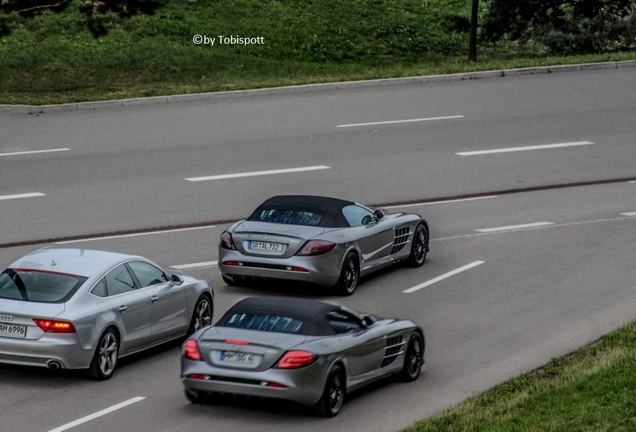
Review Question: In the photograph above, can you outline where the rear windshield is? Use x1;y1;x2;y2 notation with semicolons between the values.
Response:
219;313;304;334
248;209;322;226
0;269;87;303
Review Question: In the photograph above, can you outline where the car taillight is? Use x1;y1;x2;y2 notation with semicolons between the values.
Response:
275;350;318;369
220;232;236;250
33;319;76;333
183;339;203;360
297;240;336;256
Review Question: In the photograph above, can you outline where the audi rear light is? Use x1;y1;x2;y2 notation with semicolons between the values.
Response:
183;339;203;360
275;350;318;369
297;240;336;256
33;319;75;333
220;232;236;250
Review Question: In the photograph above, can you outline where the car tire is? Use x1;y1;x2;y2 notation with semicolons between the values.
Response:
398;332;424;382
315;365;345;417
89;328;119;380
185;388;205;404
334;252;359;296
406;224;428;268
222;274;236;286
187;294;213;337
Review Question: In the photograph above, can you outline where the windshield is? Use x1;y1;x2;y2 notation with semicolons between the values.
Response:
0;268;87;303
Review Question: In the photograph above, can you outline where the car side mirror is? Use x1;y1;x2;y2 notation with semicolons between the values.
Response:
361;315;375;327
373;210;384;221
170;273;183;285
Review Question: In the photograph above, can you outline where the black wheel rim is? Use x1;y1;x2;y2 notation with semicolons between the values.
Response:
406;337;422;378
413;228;427;264
343;257;358;293
327;374;343;414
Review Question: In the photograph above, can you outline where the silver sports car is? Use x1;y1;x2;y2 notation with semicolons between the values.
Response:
0;247;214;380
181;296;424;417
218;195;430;295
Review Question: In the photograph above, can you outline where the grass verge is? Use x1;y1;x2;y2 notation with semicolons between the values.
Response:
2;0;636;105
404;320;636;431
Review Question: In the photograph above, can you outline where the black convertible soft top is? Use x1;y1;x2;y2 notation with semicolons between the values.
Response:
247;195;354;228
217;296;341;336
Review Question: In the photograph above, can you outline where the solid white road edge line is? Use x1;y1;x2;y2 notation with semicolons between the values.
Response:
0;192;46;201
0;148;70;157
476;222;554;233
404;261;484;294
382;196;497;209
186;165;331;182
171;261;218;270
456;141;594;156
48;396;145;432
56;225;216;244
337;115;464;128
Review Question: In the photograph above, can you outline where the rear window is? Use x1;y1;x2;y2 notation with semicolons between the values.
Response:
0;269;87;303
249;209;322;226
220;313;304;334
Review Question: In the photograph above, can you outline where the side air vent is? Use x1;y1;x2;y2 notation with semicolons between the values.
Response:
382;335;405;367
391;227;411;254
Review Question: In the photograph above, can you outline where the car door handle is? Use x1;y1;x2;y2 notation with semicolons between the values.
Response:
118;305;128;313
150;295;159;303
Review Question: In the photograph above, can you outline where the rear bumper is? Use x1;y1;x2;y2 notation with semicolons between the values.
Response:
0;333;93;369
181;358;327;406
218;249;342;287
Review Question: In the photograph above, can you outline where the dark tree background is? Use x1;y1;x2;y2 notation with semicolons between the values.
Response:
1;0;164;36
482;0;636;54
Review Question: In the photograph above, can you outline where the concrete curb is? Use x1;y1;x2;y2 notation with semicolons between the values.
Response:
2;60;636;115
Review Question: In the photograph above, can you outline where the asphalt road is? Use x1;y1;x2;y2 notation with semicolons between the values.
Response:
1;66;636;432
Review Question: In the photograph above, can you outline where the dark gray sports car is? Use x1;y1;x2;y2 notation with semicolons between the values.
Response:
218;195;430;295
180;296;424;417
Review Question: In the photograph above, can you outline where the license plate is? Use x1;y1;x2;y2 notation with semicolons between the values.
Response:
248;241;284;252
0;322;27;338
220;350;255;364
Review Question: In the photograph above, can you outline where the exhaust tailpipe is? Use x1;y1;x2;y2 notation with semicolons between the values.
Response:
47;361;62;370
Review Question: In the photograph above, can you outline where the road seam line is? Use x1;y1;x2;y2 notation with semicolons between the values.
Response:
476;222;554;233
186;165;331;182
48;396;145;432
404;261;484;293
337;115;463;128
0;192;46;201
457;141;594;156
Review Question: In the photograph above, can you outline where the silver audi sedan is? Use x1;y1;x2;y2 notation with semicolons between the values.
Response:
0;247;214;380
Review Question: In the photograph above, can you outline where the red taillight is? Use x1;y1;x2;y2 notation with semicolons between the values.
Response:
220;232;236;250
297;240;336;256
33;319;75;333
275;350;318;369
183;339;202;360
286;266;309;273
